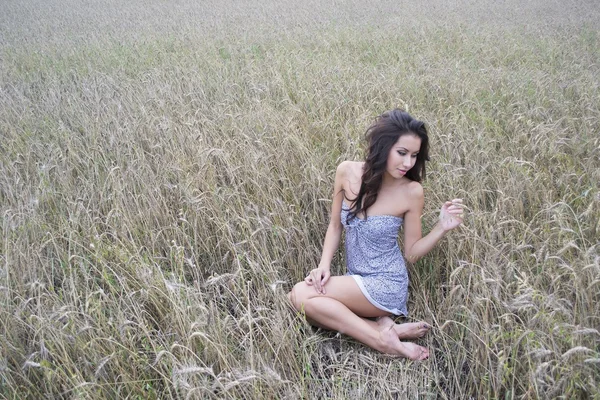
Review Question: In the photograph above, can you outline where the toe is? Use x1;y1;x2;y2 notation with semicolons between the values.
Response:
417;346;429;360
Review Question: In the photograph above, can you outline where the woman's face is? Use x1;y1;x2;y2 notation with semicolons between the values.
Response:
386;133;422;179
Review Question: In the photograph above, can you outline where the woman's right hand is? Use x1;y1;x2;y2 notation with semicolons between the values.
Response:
304;266;331;294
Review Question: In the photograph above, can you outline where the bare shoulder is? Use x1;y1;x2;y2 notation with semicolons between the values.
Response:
404;180;424;199
336;160;350;175
401;180;424;213
336;161;363;195
337;160;363;173
336;161;363;180
391;180;423;212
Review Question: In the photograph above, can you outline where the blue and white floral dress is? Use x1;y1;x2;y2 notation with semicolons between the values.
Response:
341;202;409;316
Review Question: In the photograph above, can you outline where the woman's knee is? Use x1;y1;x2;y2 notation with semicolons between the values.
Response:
288;281;315;311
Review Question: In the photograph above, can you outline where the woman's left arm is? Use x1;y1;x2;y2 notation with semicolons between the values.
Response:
403;184;464;263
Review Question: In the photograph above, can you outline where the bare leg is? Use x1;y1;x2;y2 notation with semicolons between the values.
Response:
289;277;429;360
306;312;431;340
302;297;428;360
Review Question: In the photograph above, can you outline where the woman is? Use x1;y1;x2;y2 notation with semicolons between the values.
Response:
288;109;464;360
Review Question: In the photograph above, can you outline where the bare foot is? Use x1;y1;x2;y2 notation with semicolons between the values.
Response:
376;316;395;330
395;321;431;340
377;316;431;340
379;325;429;360
397;341;430;360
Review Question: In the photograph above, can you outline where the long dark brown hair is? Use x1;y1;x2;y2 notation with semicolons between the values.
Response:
346;109;430;221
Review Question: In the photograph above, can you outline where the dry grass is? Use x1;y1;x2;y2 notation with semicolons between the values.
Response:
1;0;599;398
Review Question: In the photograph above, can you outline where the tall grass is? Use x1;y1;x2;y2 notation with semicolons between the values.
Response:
1;0;599;398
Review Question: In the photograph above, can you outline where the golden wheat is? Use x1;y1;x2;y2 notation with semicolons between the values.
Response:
1;0;599;398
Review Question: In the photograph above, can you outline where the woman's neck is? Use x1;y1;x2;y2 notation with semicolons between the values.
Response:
381;171;399;188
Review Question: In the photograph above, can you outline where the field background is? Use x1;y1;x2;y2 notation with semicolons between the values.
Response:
1;0;599;398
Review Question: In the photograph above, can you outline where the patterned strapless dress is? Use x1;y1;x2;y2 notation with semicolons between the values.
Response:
341;201;409;316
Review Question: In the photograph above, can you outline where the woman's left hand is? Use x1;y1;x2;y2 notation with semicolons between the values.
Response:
439;198;464;231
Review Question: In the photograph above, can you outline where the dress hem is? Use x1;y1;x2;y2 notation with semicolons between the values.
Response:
349;275;407;317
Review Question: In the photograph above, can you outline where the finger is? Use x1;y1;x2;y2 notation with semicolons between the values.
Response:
311;275;320;292
451;199;463;203
313;274;322;293
317;274;328;294
449;209;464;214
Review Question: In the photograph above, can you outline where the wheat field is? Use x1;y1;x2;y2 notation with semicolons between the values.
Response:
1;0;599;398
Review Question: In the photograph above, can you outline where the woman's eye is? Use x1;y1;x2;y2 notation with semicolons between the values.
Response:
411;154;418;158
398;152;406;156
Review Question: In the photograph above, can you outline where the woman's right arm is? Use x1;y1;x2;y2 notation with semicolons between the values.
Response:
305;162;347;294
